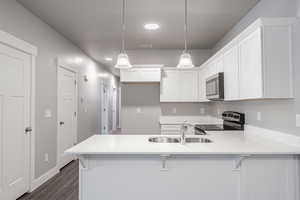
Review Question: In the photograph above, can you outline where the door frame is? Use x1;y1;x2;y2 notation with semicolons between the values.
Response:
112;87;117;131
99;80;109;134
56;59;78;169
0;30;37;192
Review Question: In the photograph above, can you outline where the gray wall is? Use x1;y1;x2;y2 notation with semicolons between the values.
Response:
121;82;214;134
121;49;213;134
211;0;300;136
0;0;117;178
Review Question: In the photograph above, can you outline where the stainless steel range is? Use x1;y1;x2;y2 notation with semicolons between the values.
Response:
195;111;245;134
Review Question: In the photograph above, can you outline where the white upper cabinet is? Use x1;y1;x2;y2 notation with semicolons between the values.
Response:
223;43;239;100
159;18;294;102
199;18;295;101
160;69;198;102
238;28;263;99
198;67;209;102
237;18;294;99
120;68;161;82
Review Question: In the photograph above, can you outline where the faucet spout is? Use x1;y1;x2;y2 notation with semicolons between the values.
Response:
180;120;191;144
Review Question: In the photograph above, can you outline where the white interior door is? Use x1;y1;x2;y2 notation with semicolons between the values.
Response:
101;84;109;134
57;66;77;169
0;42;31;199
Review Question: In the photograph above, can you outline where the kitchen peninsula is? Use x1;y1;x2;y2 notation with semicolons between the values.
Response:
67;127;300;200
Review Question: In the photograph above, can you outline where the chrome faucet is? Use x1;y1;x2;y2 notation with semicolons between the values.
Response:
180;121;190;144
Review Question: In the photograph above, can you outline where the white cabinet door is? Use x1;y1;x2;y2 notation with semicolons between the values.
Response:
198;67;209;102
160;70;198;102
160;70;180;101
223;45;239;100
120;68;161;82
238;28;263;99
241;156;297;200
179;71;198;101
215;55;224;73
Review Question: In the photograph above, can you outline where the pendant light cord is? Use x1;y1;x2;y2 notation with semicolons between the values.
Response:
184;0;188;52
121;0;126;53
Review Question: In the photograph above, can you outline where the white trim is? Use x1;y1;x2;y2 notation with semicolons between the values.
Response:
30;55;37;192
56;59;78;170
132;64;164;68
0;30;37;56
0;29;38;194
30;166;59;192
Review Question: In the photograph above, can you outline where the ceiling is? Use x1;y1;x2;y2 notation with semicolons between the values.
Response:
18;0;259;69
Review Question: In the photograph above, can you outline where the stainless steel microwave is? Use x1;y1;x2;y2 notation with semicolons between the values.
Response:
206;72;224;100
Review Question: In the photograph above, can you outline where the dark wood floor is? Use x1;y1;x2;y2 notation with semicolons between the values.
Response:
18;160;79;200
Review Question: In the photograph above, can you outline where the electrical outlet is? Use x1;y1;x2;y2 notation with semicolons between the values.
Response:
217;109;221;116
84;108;88;113
296;114;300;127
200;108;205;115
44;153;49;162
172;107;177;114
136;107;142;113
257;112;262;121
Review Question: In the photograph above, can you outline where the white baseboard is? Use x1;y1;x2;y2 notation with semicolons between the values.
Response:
30;166;59;192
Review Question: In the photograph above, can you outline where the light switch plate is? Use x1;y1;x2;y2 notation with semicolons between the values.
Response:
136;107;142;113
44;109;52;118
257;112;262;121
44;153;49;162
296;114;300;127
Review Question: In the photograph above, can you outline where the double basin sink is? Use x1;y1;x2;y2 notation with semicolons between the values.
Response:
149;136;213;143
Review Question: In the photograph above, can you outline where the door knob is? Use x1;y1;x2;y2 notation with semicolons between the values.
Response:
59;121;65;126
25;127;32;134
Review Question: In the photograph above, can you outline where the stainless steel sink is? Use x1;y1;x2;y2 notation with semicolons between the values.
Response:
148;136;213;143
148;136;180;143
185;137;213;143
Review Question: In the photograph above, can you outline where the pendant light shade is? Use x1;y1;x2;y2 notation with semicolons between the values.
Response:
115;0;132;69
115;53;132;69
177;52;194;69
177;0;194;69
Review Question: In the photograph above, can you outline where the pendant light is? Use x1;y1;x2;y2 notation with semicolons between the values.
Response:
177;0;194;69
115;0;132;69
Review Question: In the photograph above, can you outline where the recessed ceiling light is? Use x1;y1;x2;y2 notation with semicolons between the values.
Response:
105;57;113;61
144;23;160;30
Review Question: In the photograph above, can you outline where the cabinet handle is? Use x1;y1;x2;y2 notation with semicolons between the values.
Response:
59;121;65;126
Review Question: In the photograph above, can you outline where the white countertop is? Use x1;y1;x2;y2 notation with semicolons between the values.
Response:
66;130;300;155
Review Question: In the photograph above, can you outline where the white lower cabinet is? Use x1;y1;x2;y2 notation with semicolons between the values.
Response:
240;155;298;200
80;155;298;200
